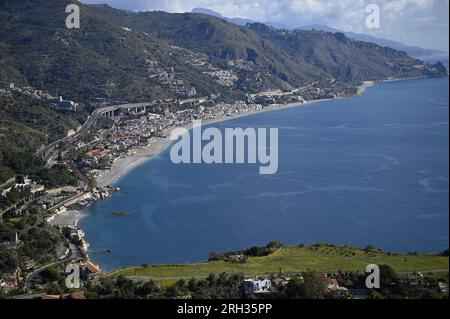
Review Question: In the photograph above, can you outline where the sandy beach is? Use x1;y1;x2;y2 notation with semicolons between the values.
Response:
50;81;375;227
358;81;375;95
95;96;344;188
48;209;86;227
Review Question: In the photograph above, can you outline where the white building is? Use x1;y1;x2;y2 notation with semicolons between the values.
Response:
14;175;32;188
243;279;272;294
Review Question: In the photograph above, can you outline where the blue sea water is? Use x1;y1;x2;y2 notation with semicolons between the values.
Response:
80;78;449;271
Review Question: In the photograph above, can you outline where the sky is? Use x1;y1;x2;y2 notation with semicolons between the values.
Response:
81;0;449;52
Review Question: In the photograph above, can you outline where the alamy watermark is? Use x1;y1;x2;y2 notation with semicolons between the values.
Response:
366;4;381;29
65;264;80;289
365;264;381;289
66;4;80;29
169;121;279;175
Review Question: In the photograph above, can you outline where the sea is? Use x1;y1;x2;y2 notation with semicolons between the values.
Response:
80;78;449;271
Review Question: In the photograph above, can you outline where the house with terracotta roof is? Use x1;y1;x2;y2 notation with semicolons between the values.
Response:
42;292;87;300
85;261;101;274
326;278;348;293
79;261;102;280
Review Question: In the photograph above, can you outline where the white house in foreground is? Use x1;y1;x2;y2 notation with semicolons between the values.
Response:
243;279;272;294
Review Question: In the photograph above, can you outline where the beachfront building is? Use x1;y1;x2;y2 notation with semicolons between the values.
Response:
79;261;102;280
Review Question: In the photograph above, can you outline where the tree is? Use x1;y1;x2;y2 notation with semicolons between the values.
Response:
301;271;327;299
286;272;327;299
208;251;223;261
40;267;61;283
246;246;267;257
285;276;304;298
266;240;284;250
0;248;19;274
377;264;404;298
137;280;160;296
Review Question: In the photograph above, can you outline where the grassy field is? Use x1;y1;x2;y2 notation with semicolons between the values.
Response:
108;245;449;281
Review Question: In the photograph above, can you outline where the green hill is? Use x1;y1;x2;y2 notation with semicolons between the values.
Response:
0;0;447;104
0;94;83;183
89;5;448;86
110;245;449;281
0;0;447;182
0;0;226;103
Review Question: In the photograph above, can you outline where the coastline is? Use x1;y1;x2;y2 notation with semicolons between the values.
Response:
48;209;86;227
48;81;375;238
96;80;375;188
95;97;340;188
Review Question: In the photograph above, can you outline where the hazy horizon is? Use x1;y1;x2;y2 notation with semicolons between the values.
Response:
81;0;449;53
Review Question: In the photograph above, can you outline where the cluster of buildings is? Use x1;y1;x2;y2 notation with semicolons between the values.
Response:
243;275;366;299
0;81;79;111
63;225;85;244
41;261;101;299
145;50;212;99
169;86;197;98
227;59;255;71
1;175;46;220
0;81;49;101
49;96;79;111
204;101;263;119
204;69;239;87
56;187;116;214
79;99;267;174
5;175;45;196
244;271;450;299
247;81;346;105
145;56;178;85
0;267;22;294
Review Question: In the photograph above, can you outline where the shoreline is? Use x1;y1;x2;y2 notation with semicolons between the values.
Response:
48;82;375;242
99;78;446;189
48;209;87;227
95;96;345;188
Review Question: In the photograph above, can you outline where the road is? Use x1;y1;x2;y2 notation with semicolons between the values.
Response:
0;177;15;190
81;102;155;132
24;243;82;292
36;102;155;162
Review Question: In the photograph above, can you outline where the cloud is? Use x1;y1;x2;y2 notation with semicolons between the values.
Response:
80;0;449;52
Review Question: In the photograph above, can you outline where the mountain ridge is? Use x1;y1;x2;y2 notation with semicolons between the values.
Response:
0;0;447;105
190;7;447;61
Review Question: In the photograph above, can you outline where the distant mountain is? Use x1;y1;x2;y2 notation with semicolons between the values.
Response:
0;0;447;170
299;24;342;33
191;7;257;26
0;0;446;105
0;0;226;103
190;8;446;61
300;25;447;61
191;8;290;30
